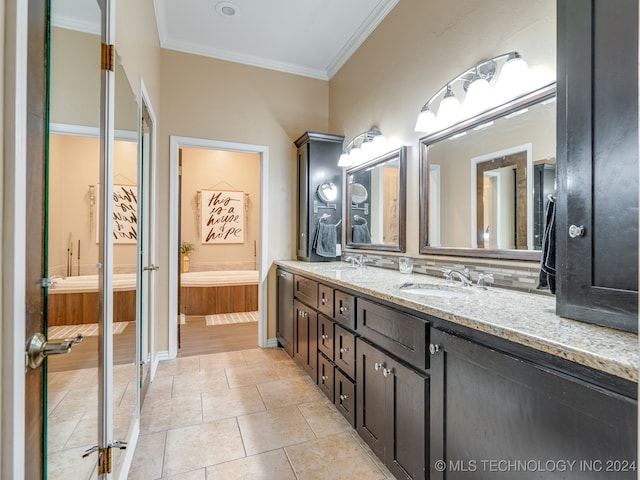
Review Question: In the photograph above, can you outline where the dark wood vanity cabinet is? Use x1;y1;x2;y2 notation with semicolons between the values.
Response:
276;268;294;357
356;338;428;480
295;131;344;262
556;0;638;333
429;328;637;480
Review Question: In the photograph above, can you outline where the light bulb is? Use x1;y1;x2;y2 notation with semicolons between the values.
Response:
464;76;493;116
436;86;462;127
497;53;530;101
415;105;437;133
337;152;352;167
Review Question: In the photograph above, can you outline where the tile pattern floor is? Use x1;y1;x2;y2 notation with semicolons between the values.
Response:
129;348;395;479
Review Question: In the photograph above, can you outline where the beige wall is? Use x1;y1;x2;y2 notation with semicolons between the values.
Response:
329;0;556;255
180;148;260;271
157;50;331;343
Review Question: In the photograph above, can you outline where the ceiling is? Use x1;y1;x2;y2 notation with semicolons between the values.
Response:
51;0;399;81
153;0;399;80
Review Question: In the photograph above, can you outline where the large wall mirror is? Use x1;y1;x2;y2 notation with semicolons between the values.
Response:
419;83;556;260
346;146;407;252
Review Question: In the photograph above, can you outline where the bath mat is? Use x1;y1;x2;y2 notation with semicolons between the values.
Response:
205;311;258;326
48;322;129;339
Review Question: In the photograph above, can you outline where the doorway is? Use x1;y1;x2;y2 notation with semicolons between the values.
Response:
169;137;270;359
178;147;260;356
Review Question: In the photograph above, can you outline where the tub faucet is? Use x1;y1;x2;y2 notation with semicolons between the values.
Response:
442;267;473;287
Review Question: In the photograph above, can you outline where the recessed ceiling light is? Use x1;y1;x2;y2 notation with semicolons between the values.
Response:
215;2;240;19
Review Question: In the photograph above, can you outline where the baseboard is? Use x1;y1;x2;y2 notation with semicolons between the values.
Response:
266;337;279;348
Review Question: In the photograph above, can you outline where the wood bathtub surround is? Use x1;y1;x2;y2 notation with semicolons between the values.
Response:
48;290;136;326
180;284;258;315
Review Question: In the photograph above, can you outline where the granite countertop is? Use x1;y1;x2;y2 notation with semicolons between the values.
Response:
275;260;639;383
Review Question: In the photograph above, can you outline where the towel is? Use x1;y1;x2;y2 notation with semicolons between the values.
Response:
314;222;337;257
537;196;556;293
352;224;371;244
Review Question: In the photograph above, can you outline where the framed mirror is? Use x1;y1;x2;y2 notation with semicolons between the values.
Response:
317;181;338;203
419;83;556;260
346;146;407;252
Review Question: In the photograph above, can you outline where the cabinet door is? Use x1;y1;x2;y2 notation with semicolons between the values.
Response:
318;283;334;317
317;314;334;360
277;269;294;357
335;324;356;379
293;300;317;382
429;329;637;480
385;357;428;480
317;353;334;402
557;0;638;332
335;368;356;427
356;338;388;461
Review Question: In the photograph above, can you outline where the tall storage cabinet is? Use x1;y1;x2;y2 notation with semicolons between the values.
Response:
295;131;345;262
556;0;638;332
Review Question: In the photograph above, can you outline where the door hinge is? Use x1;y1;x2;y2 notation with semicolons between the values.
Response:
101;43;115;71
98;446;112;474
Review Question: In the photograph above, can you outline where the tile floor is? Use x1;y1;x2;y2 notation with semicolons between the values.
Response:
129;347;395;479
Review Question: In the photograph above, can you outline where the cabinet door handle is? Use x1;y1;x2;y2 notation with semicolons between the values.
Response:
374;362;385;371
383;367;394;377
322;375;329;381
340;347;349;353
321;298;327;305
568;224;585;238
429;343;442;355
300;311;308;318
339;394;349;401
339;306;348;314
321;334;329;340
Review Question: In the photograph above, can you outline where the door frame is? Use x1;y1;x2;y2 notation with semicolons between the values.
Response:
168;136;270;358
2;0;29;477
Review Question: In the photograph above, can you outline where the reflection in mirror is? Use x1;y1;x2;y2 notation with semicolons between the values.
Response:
420;83;556;260
346;147;407;252
317;181;338;203
47;2;139;476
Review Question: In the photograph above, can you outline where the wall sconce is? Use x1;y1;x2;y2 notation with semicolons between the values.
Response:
414;51;530;133
338;126;387;168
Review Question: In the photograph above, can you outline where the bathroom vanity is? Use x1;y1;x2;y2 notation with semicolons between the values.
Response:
275;260;638;480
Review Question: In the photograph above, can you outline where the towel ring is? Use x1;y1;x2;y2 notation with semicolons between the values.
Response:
354;214;368;226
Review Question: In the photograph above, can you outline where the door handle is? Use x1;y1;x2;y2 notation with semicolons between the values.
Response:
25;332;83;369
143;264;159;271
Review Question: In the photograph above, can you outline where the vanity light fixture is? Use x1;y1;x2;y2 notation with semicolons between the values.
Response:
337;126;387;167
414;51;530;134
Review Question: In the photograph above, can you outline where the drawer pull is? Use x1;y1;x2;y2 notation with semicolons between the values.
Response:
322;375;329;381
339;306;349;314
374;362;385;371
339;394;349;401
321;334;329;340
429;343;442;355
383;367;394;377
340;347;349;353
321;298;327;305
300;311;308;318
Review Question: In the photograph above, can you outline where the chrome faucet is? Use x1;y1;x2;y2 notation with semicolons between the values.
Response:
476;273;494;290
345;255;366;269
442;267;473;287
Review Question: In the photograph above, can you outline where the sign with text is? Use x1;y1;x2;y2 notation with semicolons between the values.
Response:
95;184;138;244
201;190;245;244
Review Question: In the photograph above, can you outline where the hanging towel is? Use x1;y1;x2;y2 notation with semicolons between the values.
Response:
352;224;372;244
314;222;337;257
537;195;556;293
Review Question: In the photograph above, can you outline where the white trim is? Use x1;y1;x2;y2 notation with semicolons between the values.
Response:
2;1;28;478
115;418;139;480
470;143;533;249
169;136;269;357
265;338;280;349
49;122;136;141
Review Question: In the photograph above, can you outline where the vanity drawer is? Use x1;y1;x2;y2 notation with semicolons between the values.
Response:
334;368;356;427
356;298;429;370
335;324;356;379
334;291;355;329
317;352;335;402
317;283;335;317
317;314;335;359
294;275;317;308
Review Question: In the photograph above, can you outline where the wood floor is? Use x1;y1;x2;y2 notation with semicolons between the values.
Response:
178;316;259;357
47;315;258;372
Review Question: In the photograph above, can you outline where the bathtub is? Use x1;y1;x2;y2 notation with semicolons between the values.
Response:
180;270;259;316
47;270;259;324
